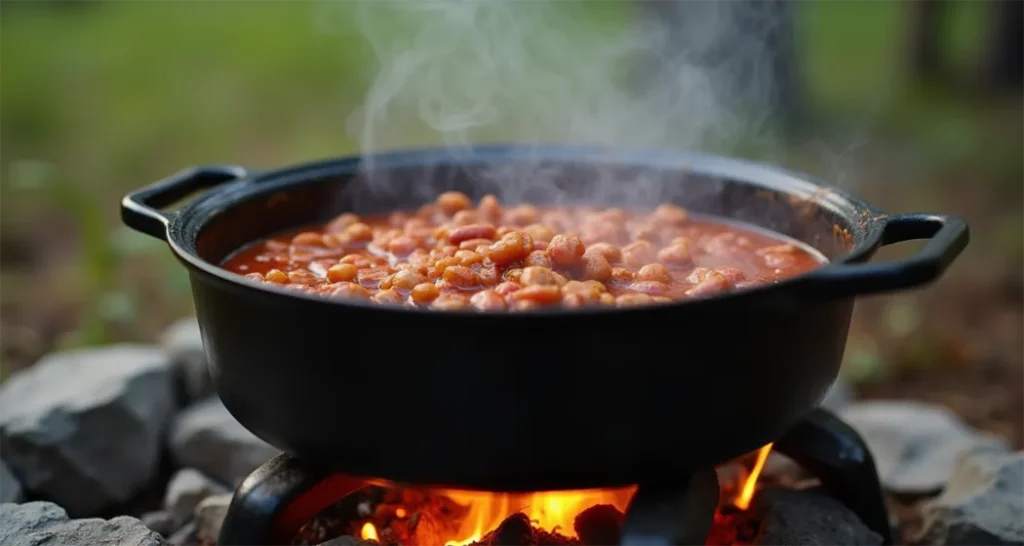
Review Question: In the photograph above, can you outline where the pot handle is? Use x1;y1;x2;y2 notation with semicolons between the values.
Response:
803;213;969;298
121;165;248;241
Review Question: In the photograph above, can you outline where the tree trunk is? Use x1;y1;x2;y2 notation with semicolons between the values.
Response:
981;0;1023;90
906;0;946;82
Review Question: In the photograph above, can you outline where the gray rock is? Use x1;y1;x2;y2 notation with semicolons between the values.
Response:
141;510;177;537
0;458;24;503
194;493;231;544
0;501;167;545
163;467;229;529
841;400;1009;494
169;396;279;486
0;345;176;516
915;447;1024;545
161;317;213;402
753;488;883;545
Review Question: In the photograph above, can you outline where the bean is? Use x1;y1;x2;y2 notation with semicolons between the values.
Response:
442;265;479;288
459;238;494;250
523;224;555;243
508;285;562;305
429;257;460;279
339;255;374;269
562;293;588;308
686;273;733;298
392;269;427;290
454;250;484;266
717;267;747;284
507;205;539;225
326;213;360;233
478;194;502;221
329;282;371;299
431;293;469;310
586;242;622;263
411;282;440;303
494;281;522;296
561;281;602;302
629;280;670;295
633;224;660;242
288;270;319;285
524;250;554;268
344;222;373;242
388;236;419;256
503;268;524;284
449;224;497;245
621;241;656;268
610;267;635;284
452;210;480;226
580;253;612;281
437;191;473;215
266;269;289;284
616;293;654;307
487;232;534;265
637;263;672;284
470;290;507;310
292;231;326;247
372;289;403;304
477;265;500;286
653;203;689;225
657;242;692;266
357;268;392;288
546;234;585;267
599;293;616;305
520;266;557;286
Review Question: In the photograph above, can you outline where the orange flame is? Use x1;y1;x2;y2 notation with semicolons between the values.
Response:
360;522;379;541
438;486;636;546
734;443;773;511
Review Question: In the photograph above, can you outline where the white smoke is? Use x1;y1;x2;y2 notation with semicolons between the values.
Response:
328;0;796;204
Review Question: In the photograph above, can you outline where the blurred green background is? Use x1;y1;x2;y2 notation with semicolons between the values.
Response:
1;1;1020;442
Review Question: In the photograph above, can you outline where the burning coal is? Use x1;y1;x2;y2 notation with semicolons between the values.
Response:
293;445;778;546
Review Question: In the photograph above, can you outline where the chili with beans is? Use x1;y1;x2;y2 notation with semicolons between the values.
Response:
222;192;824;310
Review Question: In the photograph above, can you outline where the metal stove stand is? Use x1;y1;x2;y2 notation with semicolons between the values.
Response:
218;408;892;546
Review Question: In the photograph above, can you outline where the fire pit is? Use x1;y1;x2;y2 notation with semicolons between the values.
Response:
217;408;891;546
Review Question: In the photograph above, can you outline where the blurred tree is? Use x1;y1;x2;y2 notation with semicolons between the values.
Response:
981;0;1023;90
635;0;802;139
906;0;948;83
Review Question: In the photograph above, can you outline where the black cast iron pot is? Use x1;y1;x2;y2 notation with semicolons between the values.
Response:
121;145;967;491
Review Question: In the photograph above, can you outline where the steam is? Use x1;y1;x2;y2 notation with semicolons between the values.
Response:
334;0;798;205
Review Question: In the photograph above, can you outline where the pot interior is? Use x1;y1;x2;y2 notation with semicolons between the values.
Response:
188;157;865;267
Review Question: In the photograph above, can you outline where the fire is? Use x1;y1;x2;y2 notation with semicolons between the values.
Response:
438;486;636;546
734;443;773;511
361;522;379;541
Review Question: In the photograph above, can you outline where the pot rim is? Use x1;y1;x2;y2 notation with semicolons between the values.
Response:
123;144;966;318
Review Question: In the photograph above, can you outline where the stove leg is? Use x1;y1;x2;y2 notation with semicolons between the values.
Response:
620;466;720;546
774;407;894;545
218;454;366;545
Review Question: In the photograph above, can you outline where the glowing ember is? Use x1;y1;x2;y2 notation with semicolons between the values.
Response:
439;486;635;545
734;443;773;511
335;446;780;546
361;522;379;541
